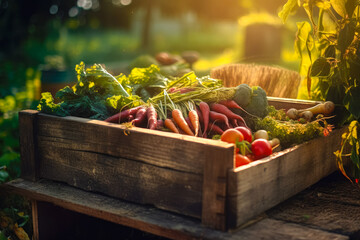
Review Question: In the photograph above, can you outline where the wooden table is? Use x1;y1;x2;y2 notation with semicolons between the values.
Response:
2;172;360;240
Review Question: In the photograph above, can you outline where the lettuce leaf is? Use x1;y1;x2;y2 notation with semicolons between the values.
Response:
38;62;141;120
121;64;168;101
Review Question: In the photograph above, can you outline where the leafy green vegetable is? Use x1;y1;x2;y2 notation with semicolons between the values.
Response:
254;106;326;148
38;62;142;120
233;84;252;108
122;64;168;102
233;85;268;118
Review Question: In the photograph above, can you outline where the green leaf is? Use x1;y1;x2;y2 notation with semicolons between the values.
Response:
37;92;67;117
0;231;7;240
315;0;332;9
278;0;299;23
343;86;360;120
310;57;331;77
295;21;313;69
0;152;20;166
351;144;360;168
325;45;336;58
326;80;350;126
0;169;9;183
330;0;347;17
318;9;338;35
345;0;359;16
338;22;356;53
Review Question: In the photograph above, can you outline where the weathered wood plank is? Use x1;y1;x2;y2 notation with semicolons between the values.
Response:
201;145;234;230
2;179;349;240
267;172;360;236
19;110;39;181
235;218;348;240
227;127;346;229
36;113;231;175
38;145;203;218
31;200;39;240
32;111;235;220
267;97;321;111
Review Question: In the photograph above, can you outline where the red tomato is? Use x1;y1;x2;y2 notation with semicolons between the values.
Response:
221;129;244;144
235;154;251;167
234;126;252;143
251;139;272;160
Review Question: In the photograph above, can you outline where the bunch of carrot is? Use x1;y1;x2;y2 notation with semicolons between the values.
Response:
104;97;250;139
104;105;162;130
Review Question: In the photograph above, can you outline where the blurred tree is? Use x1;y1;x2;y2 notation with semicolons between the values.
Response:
129;0;246;50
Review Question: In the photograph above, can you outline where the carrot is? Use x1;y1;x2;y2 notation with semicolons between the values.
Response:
185;116;195;132
231;118;238;127
132;107;147;127
210;103;248;127
147;105;158;130
128;115;134;122
172;109;194;136
156;119;164;130
198;123;204;138
189;110;200;137
104;106;142;123
208;122;224;135
199;102;210;137
196;108;204;124
209;111;230;128
164;118;179;133
219;100;242;109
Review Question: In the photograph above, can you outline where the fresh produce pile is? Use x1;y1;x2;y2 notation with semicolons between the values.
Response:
38;62;335;168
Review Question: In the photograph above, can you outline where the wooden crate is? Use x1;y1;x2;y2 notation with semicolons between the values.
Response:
19;97;345;231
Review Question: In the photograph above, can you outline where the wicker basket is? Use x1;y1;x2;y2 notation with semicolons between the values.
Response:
210;63;301;99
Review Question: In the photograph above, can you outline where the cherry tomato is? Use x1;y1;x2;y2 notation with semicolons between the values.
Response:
251;139;272;160
220;129;244;144
234;126;252;143
235;154;251;167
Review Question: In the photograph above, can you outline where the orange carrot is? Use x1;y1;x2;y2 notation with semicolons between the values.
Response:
164;119;179;133
172;109;194;136
188;109;199;137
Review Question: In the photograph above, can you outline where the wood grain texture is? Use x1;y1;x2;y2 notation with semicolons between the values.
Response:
267;172;360;236
233;218;348;240
31;200;39;240
201;145;234;230
2;179;349;240
267;97;321;111
32;111;233;219
227;127;347;229
36;113;229;175
19;110;39;181
38;145;203;218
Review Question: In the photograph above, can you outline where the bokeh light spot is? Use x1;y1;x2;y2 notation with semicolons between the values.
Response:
69;7;79;17
77;0;92;10
49;5;58;15
120;0;132;6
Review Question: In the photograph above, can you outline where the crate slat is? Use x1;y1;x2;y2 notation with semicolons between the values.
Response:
227;127;346;228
